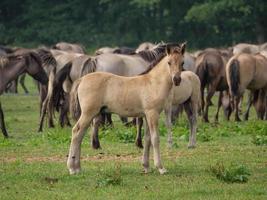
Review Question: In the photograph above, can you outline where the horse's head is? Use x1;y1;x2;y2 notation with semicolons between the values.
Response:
166;42;186;86
25;52;48;85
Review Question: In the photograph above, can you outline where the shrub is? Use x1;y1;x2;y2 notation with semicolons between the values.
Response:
210;162;250;183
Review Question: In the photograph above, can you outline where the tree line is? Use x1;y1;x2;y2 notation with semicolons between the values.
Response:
0;0;266;50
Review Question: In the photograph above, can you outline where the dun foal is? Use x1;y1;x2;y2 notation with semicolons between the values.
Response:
67;44;186;175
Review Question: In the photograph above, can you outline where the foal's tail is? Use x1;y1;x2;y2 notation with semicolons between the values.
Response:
70;79;82;121
228;59;240;96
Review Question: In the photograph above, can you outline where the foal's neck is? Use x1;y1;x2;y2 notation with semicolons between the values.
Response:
149;57;172;85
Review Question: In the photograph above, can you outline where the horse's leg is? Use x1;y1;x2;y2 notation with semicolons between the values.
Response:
120;116;128;125
47;94;55;128
215;91;223;122
244;91;253;121
142;119;151;173
135;117;143;148
200;85;205;115
67;113;94;175
184;100;197;148
234;96;242;121
105;113;113;127
20;74;29;94
145;111;166;174
91;114;103;149
0;102;8;138
164;106;173;148
38;96;49;132
204;78;221;122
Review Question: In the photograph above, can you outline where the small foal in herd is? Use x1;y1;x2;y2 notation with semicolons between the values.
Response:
0;52;48;137
67;43;186;175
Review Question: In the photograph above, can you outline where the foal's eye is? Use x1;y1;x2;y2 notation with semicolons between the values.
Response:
168;61;171;65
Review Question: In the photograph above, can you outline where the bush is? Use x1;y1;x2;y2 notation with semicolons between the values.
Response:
210;162;250;183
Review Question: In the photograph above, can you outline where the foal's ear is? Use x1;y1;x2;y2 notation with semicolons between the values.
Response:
180;42;187;55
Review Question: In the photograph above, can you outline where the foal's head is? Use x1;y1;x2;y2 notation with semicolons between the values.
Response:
166;43;186;86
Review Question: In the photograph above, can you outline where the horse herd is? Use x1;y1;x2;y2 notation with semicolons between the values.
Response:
0;41;266;174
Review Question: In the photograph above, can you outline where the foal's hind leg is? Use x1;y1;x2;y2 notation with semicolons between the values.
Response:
184;100;197;148
164;106;173;148
67;113;94;175
91;114;103;149
0;102;8;138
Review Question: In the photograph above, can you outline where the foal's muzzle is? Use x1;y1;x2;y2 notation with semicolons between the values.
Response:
173;75;181;86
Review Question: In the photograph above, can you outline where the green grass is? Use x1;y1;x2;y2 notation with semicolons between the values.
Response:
0;76;266;200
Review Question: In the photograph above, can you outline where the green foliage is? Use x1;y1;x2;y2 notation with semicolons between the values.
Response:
210;162;251;183
252;135;267;146
0;0;266;49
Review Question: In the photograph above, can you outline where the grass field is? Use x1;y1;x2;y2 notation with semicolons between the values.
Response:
0;76;266;200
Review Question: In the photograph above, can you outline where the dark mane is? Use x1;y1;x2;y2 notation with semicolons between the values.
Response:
36;48;57;67
80;57;97;76
138;53;166;75
138;43;181;75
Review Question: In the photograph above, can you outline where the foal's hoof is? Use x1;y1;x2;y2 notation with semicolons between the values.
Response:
159;168;167;175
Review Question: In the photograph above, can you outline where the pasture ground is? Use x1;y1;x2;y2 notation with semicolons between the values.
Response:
0;76;266;200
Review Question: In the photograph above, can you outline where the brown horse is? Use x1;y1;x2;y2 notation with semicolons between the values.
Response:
195;49;229;122
226;53;267;121
0;52;48;137
67;44;185;175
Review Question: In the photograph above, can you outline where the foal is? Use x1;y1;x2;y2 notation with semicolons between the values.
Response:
67;44;186;175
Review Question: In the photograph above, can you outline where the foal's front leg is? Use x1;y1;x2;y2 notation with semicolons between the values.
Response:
91;114;103;149
145;111;166;174
142;120;151;173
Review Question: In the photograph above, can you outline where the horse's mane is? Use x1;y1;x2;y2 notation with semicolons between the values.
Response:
0;45;13;54
80;57;97;76
138;43;182;75
36;48;57;67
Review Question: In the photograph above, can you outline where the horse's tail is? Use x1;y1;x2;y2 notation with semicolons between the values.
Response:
195;59;208;87
228;59;240;96
70;79;82;121
53;62;72;110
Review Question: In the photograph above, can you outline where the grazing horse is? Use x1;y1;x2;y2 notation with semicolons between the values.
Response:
134;71;200;149
226;53;267;121
0;53;48;137
52;42;85;54
38;49;83;132
67;44;186;175
195;49;228;122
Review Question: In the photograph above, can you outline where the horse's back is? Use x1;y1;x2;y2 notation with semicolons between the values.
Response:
172;71;200;105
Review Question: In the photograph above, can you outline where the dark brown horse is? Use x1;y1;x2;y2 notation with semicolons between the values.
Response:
0;52;48;137
195;49;229;122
